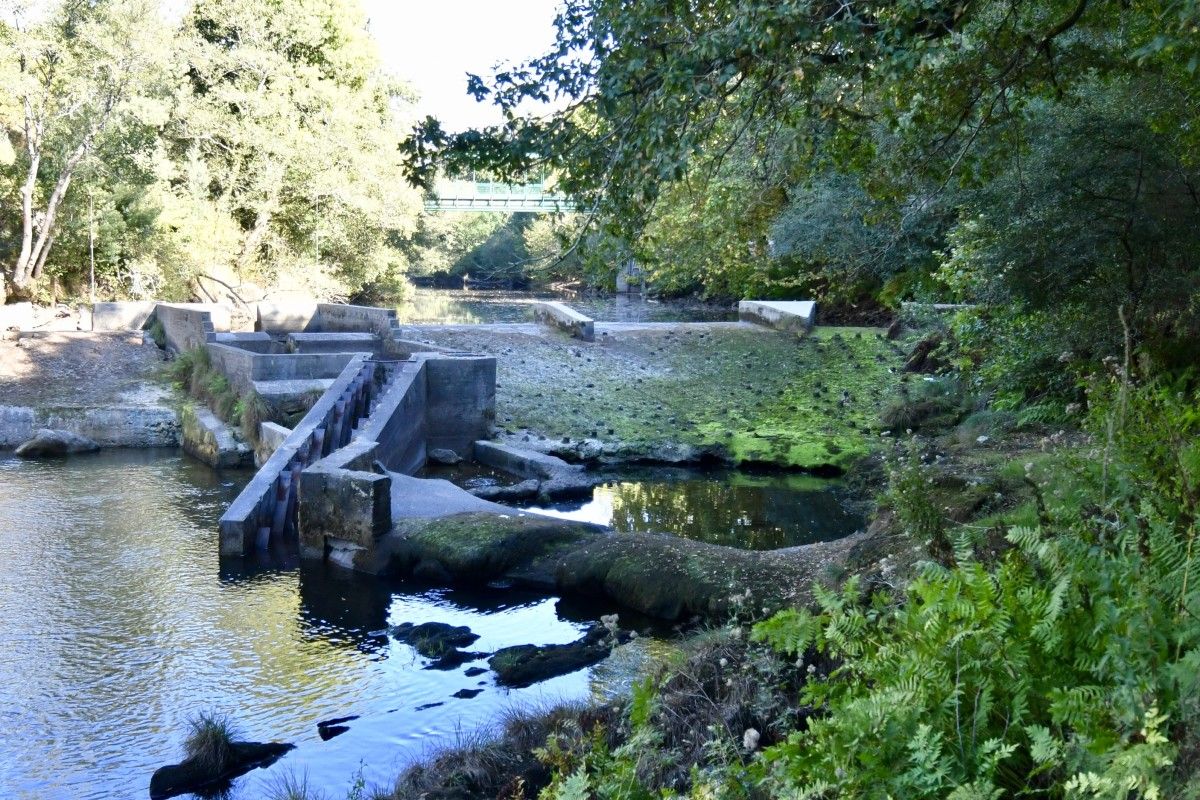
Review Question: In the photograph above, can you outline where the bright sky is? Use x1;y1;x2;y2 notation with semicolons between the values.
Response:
361;0;563;132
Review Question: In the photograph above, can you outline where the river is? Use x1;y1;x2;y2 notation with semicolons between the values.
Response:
0;451;645;799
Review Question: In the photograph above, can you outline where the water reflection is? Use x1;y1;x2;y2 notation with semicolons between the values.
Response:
522;469;864;550
0;451;633;799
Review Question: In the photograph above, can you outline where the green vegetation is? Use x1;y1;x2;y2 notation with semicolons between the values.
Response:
169;347;271;444
182;711;238;776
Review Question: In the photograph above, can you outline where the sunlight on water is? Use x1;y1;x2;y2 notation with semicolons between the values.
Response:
0;451;643;799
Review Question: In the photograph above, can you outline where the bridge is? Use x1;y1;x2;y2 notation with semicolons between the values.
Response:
424;180;579;213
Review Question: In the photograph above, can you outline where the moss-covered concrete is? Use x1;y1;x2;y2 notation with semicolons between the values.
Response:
409;324;909;471
384;511;863;620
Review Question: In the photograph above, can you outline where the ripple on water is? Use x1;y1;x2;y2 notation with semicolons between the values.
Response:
0;451;638;799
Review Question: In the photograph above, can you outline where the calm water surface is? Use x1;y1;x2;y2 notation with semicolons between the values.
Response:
0;451;651;799
518;469;865;550
397;288;736;325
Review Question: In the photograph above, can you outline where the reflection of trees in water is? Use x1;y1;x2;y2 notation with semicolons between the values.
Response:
605;479;861;550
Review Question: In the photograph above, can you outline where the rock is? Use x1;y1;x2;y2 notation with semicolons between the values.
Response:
470;478;540;502
383;513;863;621
489;625;618;688
463;666;488;677
391;621;480;658
427;448;464;466
452;688;484;699
14;428;99;458
149;741;294;800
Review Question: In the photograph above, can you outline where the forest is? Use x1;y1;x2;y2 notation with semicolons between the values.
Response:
5;0;1200;797
0;0;583;306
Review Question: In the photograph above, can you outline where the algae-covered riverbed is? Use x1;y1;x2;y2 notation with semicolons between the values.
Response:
408;323;909;471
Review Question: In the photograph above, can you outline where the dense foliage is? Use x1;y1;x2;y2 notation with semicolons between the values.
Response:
407;0;1200;398
0;0;431;304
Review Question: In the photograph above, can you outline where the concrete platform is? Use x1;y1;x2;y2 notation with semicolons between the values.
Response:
738;300;817;332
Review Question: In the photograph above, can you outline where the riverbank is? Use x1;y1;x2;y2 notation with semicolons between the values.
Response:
0;330;178;448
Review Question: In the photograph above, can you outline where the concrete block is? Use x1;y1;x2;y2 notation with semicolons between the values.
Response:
91;301;155;331
532;301;594;341
299;463;391;554
0;405;36;447
257;301;319;333
213;331;275;353
181;405;252;469
286;331;381;354
738;300;817;332
256;421;291;463
473;440;577;479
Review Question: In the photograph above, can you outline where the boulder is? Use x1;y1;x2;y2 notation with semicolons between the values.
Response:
427;448;464;466
14;428;99;458
470;478;540;502
149;741;294;800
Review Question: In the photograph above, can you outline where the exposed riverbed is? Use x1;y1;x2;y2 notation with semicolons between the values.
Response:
0;451;660;799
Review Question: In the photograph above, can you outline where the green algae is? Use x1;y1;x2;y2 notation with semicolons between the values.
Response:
415;324;909;471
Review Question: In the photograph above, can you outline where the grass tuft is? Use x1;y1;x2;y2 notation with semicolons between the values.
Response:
264;770;329;800
183;711;239;774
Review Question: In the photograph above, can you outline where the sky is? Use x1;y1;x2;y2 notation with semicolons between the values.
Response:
360;0;563;132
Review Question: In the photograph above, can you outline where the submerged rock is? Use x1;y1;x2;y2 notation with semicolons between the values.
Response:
149;741;294;800
427;448;464;466
391;621;480;658
489;625;625;688
14;428;99;458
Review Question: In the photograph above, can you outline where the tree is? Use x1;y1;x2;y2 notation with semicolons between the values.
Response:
1;0;169;296
165;0;422;303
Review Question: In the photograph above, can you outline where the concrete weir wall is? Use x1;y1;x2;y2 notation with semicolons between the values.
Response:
206;342;357;396
219;355;373;555
532;301;594;341
738;300;817;332
291;352;495;562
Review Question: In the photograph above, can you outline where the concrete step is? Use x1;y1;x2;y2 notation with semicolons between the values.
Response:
253;378;336;406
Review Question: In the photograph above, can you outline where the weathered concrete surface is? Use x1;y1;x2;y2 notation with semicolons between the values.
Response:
207;342;356;397
14;428;99;457
90;301;155;331
532;301;595;341
154;303;235;352
299;440;392;560
473;439;579;479
256;421;291;463
257;301;319;333
212;331;275;352
286;332;381;354
738;300;817;332
180;404;252;468
381;511;865;620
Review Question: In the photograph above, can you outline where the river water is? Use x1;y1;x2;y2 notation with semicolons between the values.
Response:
0;449;859;798
0;451;648;799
